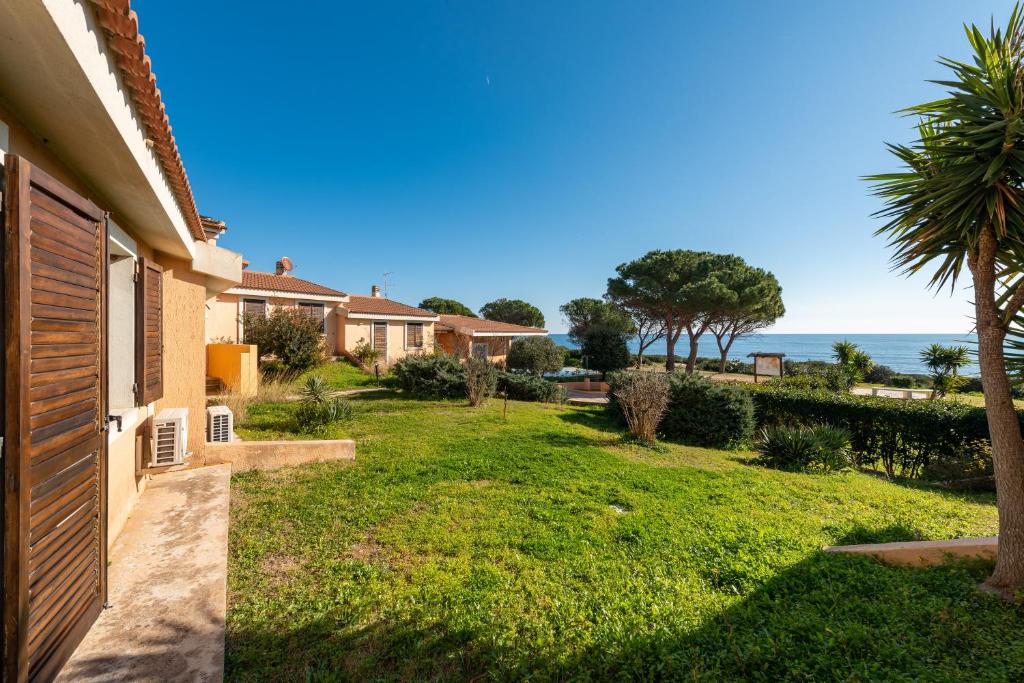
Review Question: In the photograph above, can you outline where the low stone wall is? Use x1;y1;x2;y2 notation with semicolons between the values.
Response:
559;381;610;393
824;536;997;567
205;439;355;472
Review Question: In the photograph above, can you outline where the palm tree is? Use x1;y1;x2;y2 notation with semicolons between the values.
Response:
867;5;1024;596
919;343;971;398
831;340;858;366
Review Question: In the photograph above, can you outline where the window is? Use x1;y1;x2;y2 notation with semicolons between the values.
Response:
298;302;325;332
406;322;424;349
472;342;489;360
108;221;137;410
372;321;388;351
242;298;266;343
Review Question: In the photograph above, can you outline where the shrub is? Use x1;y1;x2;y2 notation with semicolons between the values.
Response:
244;308;325;372
393;353;466;398
351;338;381;368
747;385;993;481
581;326;631;376
755;424;853;473
498;372;566;403
294;375;352;433
609;373;754;449
613;372;670;445
466;358;498;406
507;337;564;376
864;364;896;385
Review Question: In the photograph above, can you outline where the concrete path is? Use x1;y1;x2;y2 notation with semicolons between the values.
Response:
566;389;610;406
59;464;232;683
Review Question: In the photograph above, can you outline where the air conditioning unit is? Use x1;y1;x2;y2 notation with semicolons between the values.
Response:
207;405;234;443
152;408;188;466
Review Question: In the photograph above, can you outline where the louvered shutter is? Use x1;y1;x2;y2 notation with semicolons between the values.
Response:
135;257;163;405
2;155;107;682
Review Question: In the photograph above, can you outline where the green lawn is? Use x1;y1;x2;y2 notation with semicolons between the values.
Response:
295;358;393;392
226;395;1023;681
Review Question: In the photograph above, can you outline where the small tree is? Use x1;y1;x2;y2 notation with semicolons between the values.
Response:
244;308;324;372
920;343;971;398
465;357;498;406
614;372;670;445
419;297;477;317
507;336;564;376
479;298;545;328
866;5;1024;595
831;340;873;385
559;297;633;346
581;326;630;377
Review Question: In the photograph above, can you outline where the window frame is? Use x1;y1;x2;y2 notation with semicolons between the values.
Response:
372;320;388;357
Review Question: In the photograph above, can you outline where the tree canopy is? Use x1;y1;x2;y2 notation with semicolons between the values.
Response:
607;250;748;373
559;297;634;346
419;297;476;317
580;326;631;376
480;298;545;328
706;265;784;373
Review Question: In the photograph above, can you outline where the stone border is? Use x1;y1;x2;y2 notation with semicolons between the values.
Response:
824;536;997;567
205;439;355;472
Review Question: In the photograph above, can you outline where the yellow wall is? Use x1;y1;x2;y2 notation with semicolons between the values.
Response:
155;255;209;463
207;344;259;396
339;317;435;365
106;408;152;548
435;331;512;366
208;292;343;354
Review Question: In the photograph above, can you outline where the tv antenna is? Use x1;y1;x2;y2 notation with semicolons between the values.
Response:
382;272;394;298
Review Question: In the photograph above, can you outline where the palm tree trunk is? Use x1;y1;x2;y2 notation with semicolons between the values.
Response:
971;231;1024;597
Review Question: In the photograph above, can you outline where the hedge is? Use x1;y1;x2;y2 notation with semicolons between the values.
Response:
394;354;565;403
498;373;566;403
747;385;994;482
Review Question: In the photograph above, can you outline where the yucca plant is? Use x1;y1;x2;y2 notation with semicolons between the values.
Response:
866;4;1024;596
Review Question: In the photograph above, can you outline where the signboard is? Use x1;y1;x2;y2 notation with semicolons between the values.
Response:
754;355;782;378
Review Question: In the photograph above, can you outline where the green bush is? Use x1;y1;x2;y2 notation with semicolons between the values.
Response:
393;353;467;399
609;373;753;449
466;357;498;407
747;385;993;481
755;424;853;473
581;326;631;375
498;372;566;403
661;374;754;448
507;337;564;376
244;308;325;372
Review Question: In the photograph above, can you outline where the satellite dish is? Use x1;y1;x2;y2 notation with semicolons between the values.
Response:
280;256;294;272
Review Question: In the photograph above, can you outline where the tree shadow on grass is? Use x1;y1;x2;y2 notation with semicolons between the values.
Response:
224;525;1022;682
557;405;624;435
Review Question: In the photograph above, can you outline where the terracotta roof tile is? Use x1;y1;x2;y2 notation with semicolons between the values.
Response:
343;296;438;318
438;314;547;335
239;271;346;298
87;1;206;242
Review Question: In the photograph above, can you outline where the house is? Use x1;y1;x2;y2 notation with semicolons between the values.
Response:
208;261;348;352
212;270;440;366
0;1;243;679
435;314;548;365
337;287;440;366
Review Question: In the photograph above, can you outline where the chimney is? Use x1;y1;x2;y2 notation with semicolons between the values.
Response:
275;260;285;276
371;285;382;298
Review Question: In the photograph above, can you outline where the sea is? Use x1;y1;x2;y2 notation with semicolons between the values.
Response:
548;333;981;376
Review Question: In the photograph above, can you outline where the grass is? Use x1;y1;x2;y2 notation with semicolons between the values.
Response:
296;358;393;392
226;396;1022;682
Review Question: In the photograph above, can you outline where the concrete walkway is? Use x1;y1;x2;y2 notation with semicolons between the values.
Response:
58;464;232;683
565;389;610;406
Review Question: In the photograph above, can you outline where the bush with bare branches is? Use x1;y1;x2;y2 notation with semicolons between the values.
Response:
466;357;498;407
613;371;670;445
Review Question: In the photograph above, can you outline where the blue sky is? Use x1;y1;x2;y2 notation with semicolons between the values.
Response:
135;0;1017;333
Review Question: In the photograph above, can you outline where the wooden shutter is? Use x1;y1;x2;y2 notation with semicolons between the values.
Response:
372;321;387;350
407;323;423;348
3;155;108;682
135;257;163;405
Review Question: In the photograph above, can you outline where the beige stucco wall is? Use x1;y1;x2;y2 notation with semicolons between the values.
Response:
339;317;435;365
155;255;209;463
106;407;152;548
208;292;343;355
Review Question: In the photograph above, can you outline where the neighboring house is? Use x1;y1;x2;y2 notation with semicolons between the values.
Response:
209;263;348;352
0;2;243;680
435;315;548;365
338;287;440;366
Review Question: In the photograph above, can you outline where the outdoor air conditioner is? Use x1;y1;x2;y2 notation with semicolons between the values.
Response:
207;405;234;443
152;408;188;466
